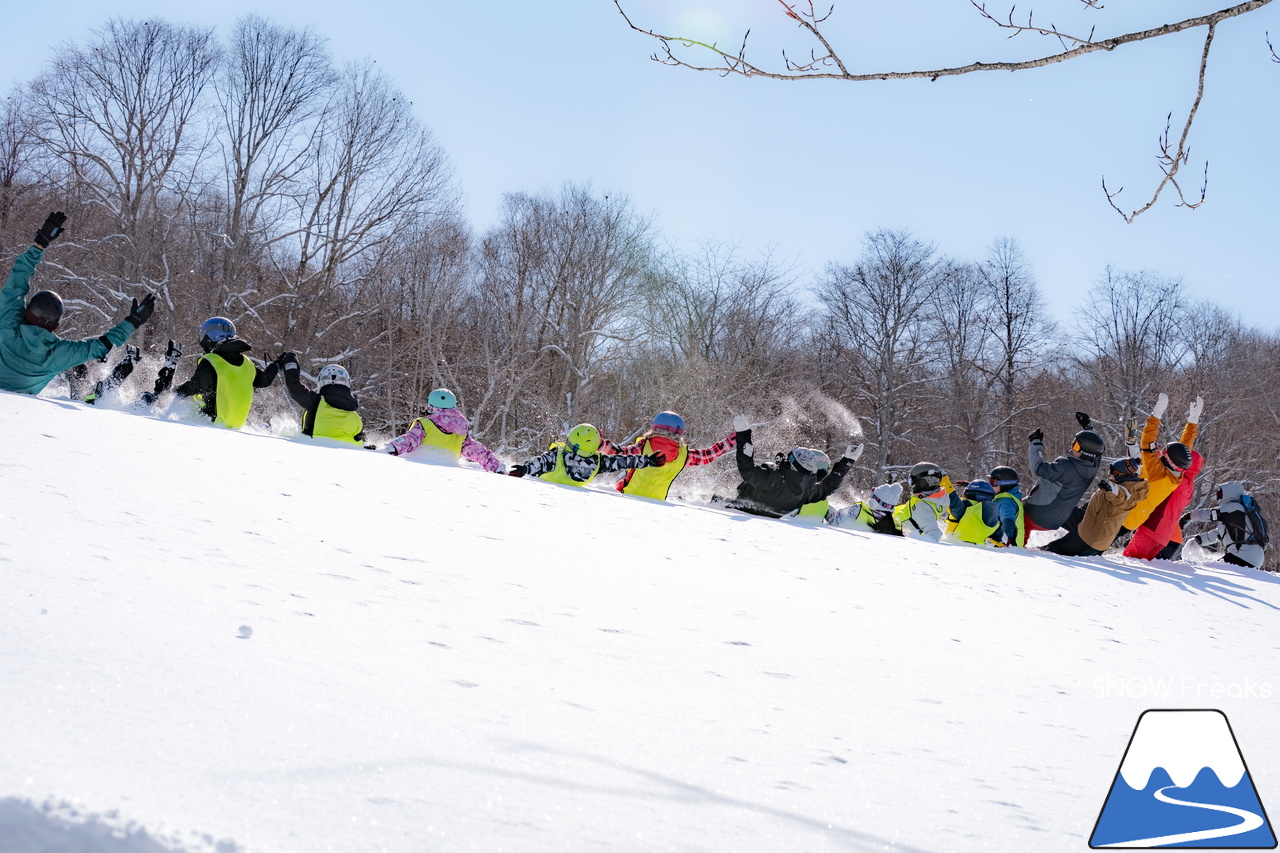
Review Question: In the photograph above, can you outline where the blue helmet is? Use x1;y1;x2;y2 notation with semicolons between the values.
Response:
199;317;236;352
426;388;457;412
964;479;996;500
652;411;685;437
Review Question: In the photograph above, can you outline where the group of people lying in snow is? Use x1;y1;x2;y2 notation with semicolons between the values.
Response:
1;213;1268;570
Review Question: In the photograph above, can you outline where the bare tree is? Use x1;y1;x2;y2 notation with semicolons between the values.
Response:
0;88;41;230
614;0;1274;219
976;236;1056;457
816;228;945;480
214;15;334;302
264;60;458;358
30;18;220;305
1073;268;1189;435
472;184;656;444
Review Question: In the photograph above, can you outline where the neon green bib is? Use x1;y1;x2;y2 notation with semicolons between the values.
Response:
538;443;598;487
199;354;256;429
312;399;363;444
951;502;999;544
414;417;466;456
798;498;830;517
993;492;1026;546
621;441;688;500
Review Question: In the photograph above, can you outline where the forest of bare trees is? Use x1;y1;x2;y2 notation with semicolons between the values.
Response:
4;15;1279;546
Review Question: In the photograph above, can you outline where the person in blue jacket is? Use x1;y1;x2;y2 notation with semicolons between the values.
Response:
0;212;155;395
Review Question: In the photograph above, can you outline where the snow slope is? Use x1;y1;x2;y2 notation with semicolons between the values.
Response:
2;389;1279;853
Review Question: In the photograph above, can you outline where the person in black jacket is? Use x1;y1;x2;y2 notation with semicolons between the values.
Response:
171;316;278;428
726;415;861;518
277;353;367;445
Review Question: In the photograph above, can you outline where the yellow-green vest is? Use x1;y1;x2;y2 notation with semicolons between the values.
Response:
312;399;363;445
199;354;256;429
949;501;999;544
798;498;830;517
538;442;597;487
621;440;688;500
414;417;466;456
893;495;943;533
994;491;1026;547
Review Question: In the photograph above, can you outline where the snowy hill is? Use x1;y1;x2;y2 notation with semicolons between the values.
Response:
2;389;1279;853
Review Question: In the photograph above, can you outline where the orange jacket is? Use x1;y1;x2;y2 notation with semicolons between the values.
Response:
1121;414;1198;531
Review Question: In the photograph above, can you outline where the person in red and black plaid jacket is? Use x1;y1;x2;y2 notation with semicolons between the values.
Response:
601;411;737;501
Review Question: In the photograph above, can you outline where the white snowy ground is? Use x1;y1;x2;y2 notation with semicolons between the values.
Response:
2;389;1279;853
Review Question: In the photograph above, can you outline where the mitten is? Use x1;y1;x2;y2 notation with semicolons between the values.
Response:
1187;396;1204;424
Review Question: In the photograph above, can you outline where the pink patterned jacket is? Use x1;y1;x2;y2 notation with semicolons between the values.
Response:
387;408;503;473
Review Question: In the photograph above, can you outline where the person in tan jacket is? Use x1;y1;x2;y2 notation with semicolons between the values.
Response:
1043;458;1150;557
1118;393;1201;535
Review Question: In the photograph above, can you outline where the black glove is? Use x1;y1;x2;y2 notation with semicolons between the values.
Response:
644;452;666;467
1097;479;1112;493
509;464;527;478
1028;428;1044;443
34;211;66;249
125;293;156;328
277;351;299;372
1179;513;1191;527
1075;411;1092;429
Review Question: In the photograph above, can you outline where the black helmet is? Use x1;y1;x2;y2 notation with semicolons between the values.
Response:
1072;429;1104;462
199;316;236;352
908;462;944;495
1163;442;1192;472
24;289;64;331
1110;457;1141;483
988;466;1019;488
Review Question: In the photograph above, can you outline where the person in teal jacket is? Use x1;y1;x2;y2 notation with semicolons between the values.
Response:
0;212;155;394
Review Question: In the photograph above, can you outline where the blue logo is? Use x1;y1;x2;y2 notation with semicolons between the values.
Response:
1091;709;1276;848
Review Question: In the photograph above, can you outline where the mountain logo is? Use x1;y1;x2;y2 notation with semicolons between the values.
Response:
1090;709;1276;848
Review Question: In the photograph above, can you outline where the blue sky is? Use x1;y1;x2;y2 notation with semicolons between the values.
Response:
3;0;1277;326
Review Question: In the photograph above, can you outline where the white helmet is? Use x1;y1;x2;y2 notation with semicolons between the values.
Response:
870;482;903;513
316;364;350;389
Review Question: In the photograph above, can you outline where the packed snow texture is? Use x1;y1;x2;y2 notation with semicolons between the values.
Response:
2;390;1279;852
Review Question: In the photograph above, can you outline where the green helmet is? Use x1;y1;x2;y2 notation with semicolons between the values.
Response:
566;423;601;455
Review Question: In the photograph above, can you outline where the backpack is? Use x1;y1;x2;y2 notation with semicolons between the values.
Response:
1240;494;1270;548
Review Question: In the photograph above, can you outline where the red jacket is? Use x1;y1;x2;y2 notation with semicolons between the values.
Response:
1124;450;1203;560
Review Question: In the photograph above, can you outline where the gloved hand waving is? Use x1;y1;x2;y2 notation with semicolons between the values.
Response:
34;212;66;249
1151;392;1169;419
125;293;156;328
1187;396;1204;424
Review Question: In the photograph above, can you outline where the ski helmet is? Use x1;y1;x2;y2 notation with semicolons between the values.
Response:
1162;441;1192;472
1072;429;1105;462
651;411;686;437
316;364;350;389
788;446;831;475
870;482;903;513
988;466;1020;488
425;388;457;412
199;317;236;352
24;290;64;331
1217;481;1245;502
963;479;996;500
566;423;601;455
1109;457;1141;483
908;462;944;495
